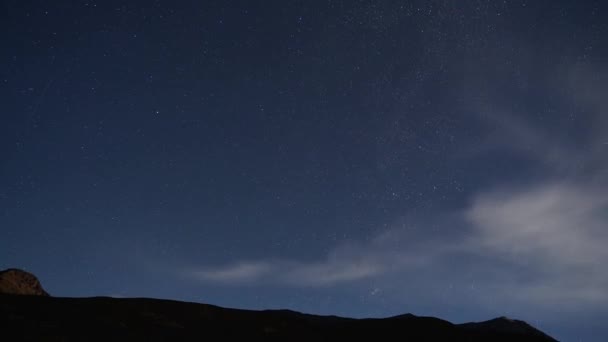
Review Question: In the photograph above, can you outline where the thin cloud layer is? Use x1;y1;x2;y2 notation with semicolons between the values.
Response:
464;182;608;307
186;181;608;309
184;63;608;311
186;244;394;287
190;261;274;283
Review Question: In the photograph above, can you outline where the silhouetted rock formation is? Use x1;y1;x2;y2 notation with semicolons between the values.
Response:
0;269;49;296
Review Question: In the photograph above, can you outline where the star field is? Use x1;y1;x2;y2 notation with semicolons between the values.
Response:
1;1;608;341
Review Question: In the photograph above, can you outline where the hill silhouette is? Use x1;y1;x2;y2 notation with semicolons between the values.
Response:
0;269;556;341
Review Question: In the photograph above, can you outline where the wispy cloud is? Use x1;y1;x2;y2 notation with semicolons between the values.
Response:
466;183;608;267
184;244;397;287
184;182;608;307
464;182;608;307
183;63;608;311
189;261;274;283
282;256;385;287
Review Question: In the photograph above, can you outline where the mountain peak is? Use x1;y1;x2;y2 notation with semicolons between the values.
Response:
459;316;554;340
496;316;515;321
0;268;50;296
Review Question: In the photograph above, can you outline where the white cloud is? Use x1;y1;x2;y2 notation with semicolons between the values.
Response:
463;182;608;306
185;181;608;309
184;63;608;309
466;183;608;265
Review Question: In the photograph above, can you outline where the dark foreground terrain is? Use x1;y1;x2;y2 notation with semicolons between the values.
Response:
0;294;557;341
0;269;556;341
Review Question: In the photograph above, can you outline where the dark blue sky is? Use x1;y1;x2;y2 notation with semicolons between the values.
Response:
2;1;607;340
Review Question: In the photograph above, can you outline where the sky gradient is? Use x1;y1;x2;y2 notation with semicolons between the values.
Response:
2;1;607;341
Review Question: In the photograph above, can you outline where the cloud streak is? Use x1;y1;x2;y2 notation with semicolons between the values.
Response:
183;63;608;312
186;243;396;287
190;261;274;283
187;179;608;310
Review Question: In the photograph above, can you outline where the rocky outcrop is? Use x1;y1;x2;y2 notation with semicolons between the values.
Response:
0;268;49;296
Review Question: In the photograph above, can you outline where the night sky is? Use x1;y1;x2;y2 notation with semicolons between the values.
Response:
2;1;607;340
